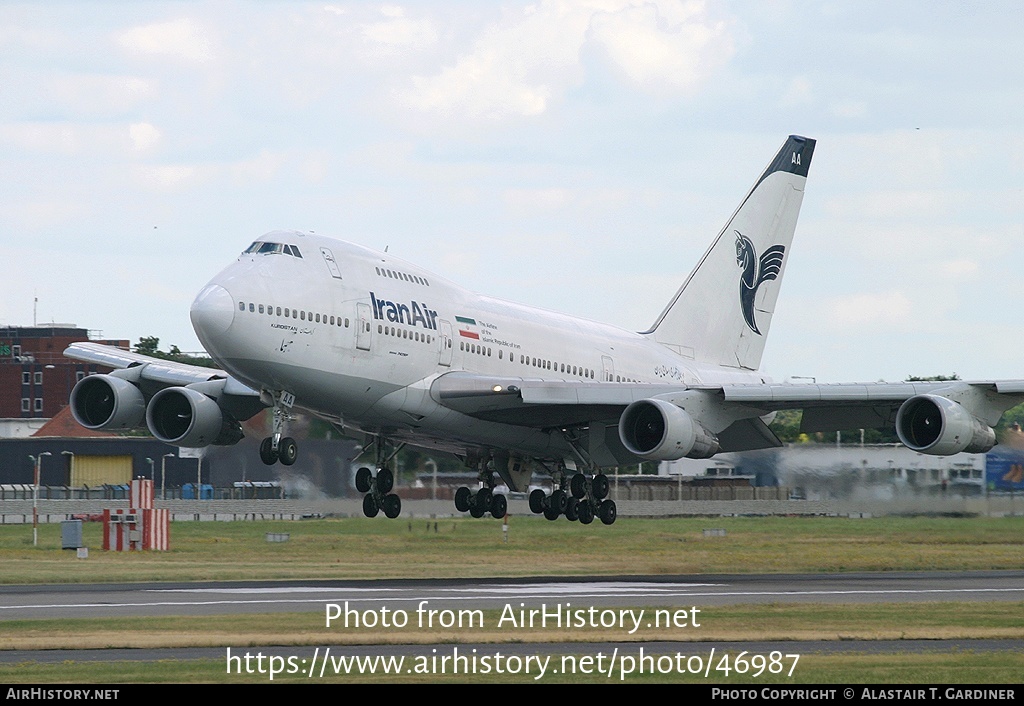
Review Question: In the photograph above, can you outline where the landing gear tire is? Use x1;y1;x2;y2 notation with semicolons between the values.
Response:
476;488;493;512
376;468;394;494
577;501;594;525
543;504;561;521
259;438;278;465
362;493;379;518
382;494;402;519
592;474;609;500
565;497;580;522
355;467;372;494
278;437;298;466
550;489;568;514
470;503;485;518
454;486;471;512
569;473;587;499
490;494;507;519
599;499;617;525
529;489;546;514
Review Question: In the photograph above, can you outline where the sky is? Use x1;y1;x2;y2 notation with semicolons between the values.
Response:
1;1;1022;384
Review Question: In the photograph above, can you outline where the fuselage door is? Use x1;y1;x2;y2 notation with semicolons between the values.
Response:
601;355;614;382
356;302;372;351
320;248;343;279
438;319;453;367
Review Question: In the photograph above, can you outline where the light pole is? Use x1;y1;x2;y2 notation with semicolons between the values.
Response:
161;453;174;500
145;457;154;481
30;451;51;546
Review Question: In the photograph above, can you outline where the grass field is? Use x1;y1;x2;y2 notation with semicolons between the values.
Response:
1;515;1022;584
1;515;1021;683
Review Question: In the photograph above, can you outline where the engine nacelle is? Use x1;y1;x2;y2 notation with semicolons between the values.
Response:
146;387;243;447
70;374;146;431
618;398;720;461
896;394;996;456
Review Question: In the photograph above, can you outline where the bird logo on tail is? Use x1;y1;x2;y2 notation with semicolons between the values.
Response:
735;231;786;335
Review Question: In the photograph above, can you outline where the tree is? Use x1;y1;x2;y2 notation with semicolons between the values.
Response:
133;336;219;368
134;336;161;355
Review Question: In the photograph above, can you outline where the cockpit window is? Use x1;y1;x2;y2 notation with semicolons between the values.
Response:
244;241;303;257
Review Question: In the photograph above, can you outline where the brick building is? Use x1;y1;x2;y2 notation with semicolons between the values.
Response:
0;325;129;435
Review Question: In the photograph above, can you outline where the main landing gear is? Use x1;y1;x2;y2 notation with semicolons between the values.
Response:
529;471;616;525
259;399;297;466
453;456;507;520
355;438;403;519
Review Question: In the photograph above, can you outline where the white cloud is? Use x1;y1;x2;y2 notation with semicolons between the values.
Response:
934;259;979;279
503;188;572;210
826;290;913;328
780;77;813;107
141;164;202;190
830;100;868;119
361;6;438;50
117;18;216;64
129;122;161;153
0;122;136;156
587;1;733;93
402;0;733;121
229;150;287;184
48;74;156;115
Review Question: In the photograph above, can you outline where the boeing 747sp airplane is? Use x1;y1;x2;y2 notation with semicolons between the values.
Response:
65;135;1024;525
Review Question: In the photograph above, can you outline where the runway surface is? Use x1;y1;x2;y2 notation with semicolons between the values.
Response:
1;570;1022;620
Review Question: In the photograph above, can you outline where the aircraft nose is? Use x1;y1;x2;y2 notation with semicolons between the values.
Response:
190;283;236;339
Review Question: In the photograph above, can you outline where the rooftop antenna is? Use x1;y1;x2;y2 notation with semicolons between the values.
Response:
33;293;37;327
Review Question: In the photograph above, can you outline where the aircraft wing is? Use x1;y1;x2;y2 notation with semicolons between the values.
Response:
64;342;265;425
431;372;1024;456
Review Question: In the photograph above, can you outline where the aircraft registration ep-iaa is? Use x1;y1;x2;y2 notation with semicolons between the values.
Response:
66;135;1024;525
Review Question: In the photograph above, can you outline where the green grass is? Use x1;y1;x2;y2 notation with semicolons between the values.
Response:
1;515;1022;584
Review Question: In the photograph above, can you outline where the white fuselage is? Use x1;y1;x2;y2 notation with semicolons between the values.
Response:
190;231;767;460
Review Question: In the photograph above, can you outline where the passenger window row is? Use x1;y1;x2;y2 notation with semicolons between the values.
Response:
460;340;491;357
513;353;594;380
377;323;433;345
375;266;429;287
238;301;350;328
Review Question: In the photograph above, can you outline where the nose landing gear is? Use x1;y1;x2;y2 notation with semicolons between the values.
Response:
259;395;298;466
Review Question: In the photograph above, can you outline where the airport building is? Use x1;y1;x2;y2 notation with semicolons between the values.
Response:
0;325;129;438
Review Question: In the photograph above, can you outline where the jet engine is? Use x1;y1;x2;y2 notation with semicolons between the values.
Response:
618;399;720;461
146;387;243;448
895;394;996;456
70;374;146;432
